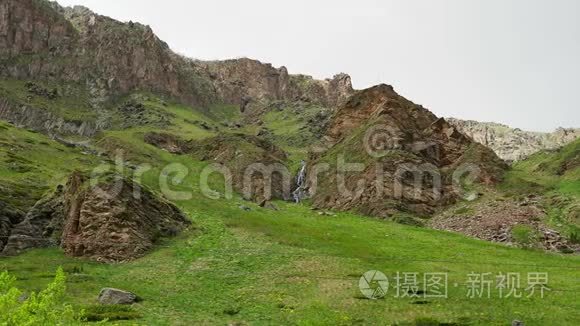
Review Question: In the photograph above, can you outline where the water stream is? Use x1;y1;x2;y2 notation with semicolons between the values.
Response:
292;160;307;203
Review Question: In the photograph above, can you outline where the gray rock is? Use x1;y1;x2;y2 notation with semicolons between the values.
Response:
512;320;524;326
98;288;138;305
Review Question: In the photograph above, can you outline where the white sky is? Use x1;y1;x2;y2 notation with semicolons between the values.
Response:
54;0;580;132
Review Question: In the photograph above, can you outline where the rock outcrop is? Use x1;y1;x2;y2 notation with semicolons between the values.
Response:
448;118;579;162
1;171;191;262
0;202;23;250
307;85;508;217
98;288;139;305
0;0;215;107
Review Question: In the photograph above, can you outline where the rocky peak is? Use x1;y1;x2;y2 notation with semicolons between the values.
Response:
202;58;354;110
324;73;353;108
308;84;507;217
448;118;580;162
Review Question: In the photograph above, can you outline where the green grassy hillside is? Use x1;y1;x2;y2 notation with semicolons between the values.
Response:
1;110;579;324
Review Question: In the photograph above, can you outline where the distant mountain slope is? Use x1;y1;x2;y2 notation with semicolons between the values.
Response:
512;137;580;194
448;118;579;162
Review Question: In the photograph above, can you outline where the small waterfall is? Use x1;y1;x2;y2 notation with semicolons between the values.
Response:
292;160;307;203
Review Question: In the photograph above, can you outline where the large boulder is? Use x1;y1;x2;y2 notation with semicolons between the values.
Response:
1;171;191;262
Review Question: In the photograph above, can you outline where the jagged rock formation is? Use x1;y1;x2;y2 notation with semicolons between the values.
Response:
307;85;508;217
1;171;191;262
448;118;579;162
0;0;353;112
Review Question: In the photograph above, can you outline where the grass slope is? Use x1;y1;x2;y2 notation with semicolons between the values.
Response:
0;83;580;325
0;121;99;211
0;118;579;325
501;138;580;239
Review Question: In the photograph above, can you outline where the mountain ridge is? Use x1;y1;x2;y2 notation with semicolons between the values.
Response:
0;0;354;111
448;118;579;162
2;0;577;162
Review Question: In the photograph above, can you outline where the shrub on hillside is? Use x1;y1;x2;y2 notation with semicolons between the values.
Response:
0;267;80;325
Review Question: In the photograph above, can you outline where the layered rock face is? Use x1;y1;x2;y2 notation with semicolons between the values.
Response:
0;201;23;250
0;0;216;107
1;171;191;262
448;118;580;162
0;0;353;111
203;59;354;109
307;85;507;217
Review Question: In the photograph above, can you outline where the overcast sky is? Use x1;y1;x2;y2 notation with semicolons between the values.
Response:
55;0;579;132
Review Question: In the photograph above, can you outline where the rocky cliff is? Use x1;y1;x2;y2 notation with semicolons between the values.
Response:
448;118;579;162
0;0;215;107
0;0;353;111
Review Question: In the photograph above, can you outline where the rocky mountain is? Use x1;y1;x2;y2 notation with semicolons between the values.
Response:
0;0;353;112
448;118;579;162
0;0;574;258
3;0;573;164
307;84;507;218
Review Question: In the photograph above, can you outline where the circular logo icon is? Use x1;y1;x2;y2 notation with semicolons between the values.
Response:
359;270;389;299
363;124;401;158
